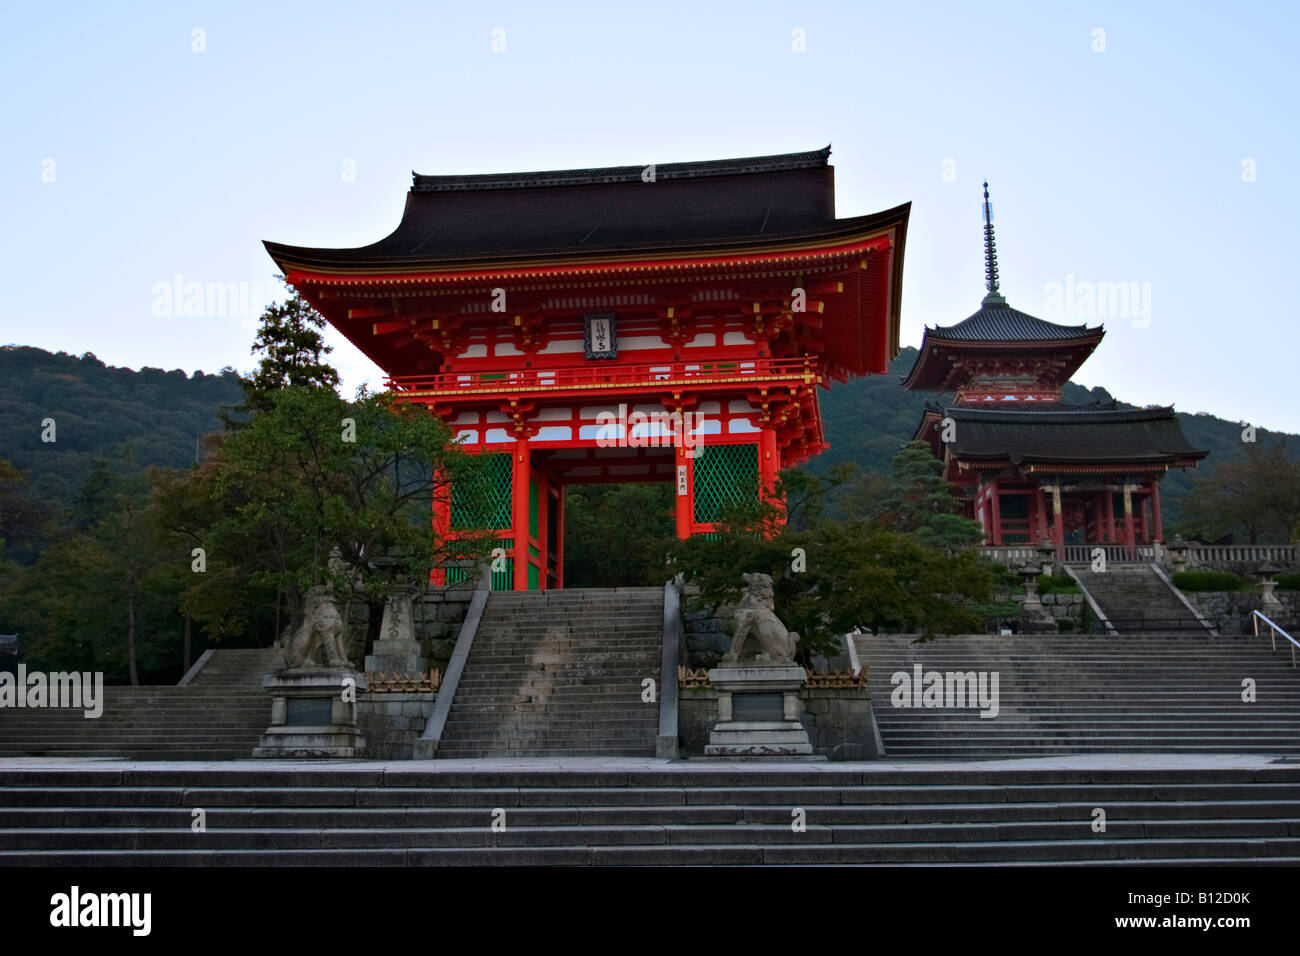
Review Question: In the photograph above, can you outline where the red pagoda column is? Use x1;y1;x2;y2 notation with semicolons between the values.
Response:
512;436;531;590
1104;489;1116;543
1150;479;1163;542
1122;483;1136;558
988;480;1003;545
1050;484;1064;556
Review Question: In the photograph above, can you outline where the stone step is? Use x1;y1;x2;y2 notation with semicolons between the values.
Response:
8;798;1300;828
3;765;1300;865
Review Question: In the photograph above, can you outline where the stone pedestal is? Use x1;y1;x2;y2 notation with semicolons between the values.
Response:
705;665;813;757
253;669;368;758
1018;580;1059;634
364;593;427;674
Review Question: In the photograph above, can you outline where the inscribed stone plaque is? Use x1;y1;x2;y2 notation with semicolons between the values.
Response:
731;692;783;722
286;697;334;726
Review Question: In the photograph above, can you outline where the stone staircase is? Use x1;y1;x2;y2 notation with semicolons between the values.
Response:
2;763;1298;865
436;588;662;758
186;648;283;686
858;633;1300;757
0;650;276;760
1072;565;1209;633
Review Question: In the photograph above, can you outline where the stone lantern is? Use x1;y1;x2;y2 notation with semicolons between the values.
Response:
1168;534;1190;571
1256;562;1284;612
1018;563;1058;634
1036;538;1056;578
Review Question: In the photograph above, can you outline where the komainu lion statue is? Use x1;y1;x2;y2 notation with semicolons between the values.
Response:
722;572;799;665
284;585;351;669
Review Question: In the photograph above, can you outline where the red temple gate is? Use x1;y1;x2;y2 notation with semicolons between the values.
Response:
266;147;909;588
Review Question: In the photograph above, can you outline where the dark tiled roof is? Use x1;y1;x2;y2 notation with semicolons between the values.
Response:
922;399;1120;414
928;301;1102;342
928;405;1207;465
266;146;885;269
411;147;832;193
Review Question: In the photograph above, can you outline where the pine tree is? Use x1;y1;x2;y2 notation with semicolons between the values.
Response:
250;294;340;392
225;293;341;423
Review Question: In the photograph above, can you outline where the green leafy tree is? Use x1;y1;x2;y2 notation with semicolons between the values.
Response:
862;440;984;550
203;385;477;637
670;467;991;657
1178;440;1300;543
562;483;675;588
10;457;180;683
0;458;54;562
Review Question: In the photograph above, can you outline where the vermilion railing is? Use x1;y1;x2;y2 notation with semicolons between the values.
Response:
385;357;819;397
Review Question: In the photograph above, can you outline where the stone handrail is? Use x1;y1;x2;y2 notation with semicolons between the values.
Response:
980;543;1297;570
414;565;490;759
1185;544;1298;565
657;578;682;759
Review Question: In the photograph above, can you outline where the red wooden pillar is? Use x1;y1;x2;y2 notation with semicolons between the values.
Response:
535;466;549;590
1137;488;1150;544
675;444;694;539
1150;478;1163;542
759;427;781;537
1050;484;1064;556
759;427;779;499
988;479;1003;545
1122;483;1136;558
512;436;530;590
553;485;565;589
430;466;451;586
1104;489;1116;543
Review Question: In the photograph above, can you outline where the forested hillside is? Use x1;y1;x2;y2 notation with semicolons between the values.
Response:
1;344;1297;529
0;346;245;504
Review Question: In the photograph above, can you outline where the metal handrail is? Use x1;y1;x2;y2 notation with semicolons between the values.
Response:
1253;610;1299;668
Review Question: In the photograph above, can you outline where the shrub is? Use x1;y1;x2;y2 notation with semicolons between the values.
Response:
1036;571;1080;594
1275;572;1300;591
1172;570;1248;592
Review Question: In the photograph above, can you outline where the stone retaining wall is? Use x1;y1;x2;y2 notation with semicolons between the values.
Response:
342;583;475;674
1183;591;1299;635
357;692;436;759
1020;591;1086;629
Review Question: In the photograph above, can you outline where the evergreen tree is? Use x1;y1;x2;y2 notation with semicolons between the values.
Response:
224;292;341;423
249;293;340;394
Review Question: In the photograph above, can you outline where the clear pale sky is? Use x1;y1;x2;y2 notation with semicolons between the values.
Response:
2;2;1296;430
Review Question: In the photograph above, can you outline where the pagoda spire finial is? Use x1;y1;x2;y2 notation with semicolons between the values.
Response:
981;181;1006;306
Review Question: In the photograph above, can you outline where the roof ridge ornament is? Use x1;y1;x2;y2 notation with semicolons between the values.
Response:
981;181;1006;306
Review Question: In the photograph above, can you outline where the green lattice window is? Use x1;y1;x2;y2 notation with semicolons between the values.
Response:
998;494;1031;545
443;536;515;590
693;443;759;523
451;453;512;530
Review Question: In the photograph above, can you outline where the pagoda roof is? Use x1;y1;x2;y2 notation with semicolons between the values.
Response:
264;146;908;273
915;403;1208;472
902;298;1104;391
926;300;1102;344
